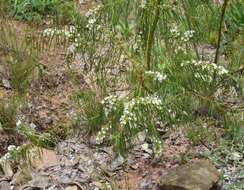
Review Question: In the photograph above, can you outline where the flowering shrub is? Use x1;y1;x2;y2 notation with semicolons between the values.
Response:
97;95;164;155
67;0;243;156
0;144;38;167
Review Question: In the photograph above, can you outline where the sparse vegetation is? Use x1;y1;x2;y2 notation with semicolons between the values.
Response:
3;0;78;24
66;0;243;156
0;0;243;189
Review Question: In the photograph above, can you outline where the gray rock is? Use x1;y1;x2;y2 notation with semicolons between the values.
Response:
0;181;11;190
65;186;78;190
141;143;153;155
11;168;32;186
2;79;11;89
0;162;13;177
110;154;125;171
138;179;154;189
158;160;220;190
29;174;51;188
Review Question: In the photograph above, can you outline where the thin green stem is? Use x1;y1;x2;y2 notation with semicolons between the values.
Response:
214;0;229;65
145;0;161;70
182;0;200;59
211;0;229;94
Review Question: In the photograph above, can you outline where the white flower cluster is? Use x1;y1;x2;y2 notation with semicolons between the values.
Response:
101;95;122;116
170;26;180;37
0;145;38;165
96;125;112;144
169;26;195;54
132;35;142;52
43;26;76;39
97;95;163;154
145;71;167;82
0;145;18;164
8;145;16;152
181;59;229;82
181;30;195;42
170;26;195;42
175;46;187;54
139;0;147;9
120;96;162;128
85;5;102;30
16;119;22;128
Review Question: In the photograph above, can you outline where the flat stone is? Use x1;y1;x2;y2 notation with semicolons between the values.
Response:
11;168;32;186
0;181;11;190
2;79;11;89
65;185;78;190
158;159;219;190
29;174;51;188
0;162;13;177
32;148;59;170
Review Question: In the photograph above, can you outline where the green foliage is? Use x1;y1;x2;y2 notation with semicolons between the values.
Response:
47;121;72;141
4;0;77;24
66;0;243;156
0;143;38;166
7;56;36;96
185;121;215;145
0;97;19;133
19;124;56;148
72;90;105;134
226;1;244;33
0;21;41;96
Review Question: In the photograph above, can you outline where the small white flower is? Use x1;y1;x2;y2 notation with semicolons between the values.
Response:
7;145;16;152
170;26;180;37
140;0;147;8
85;10;94;18
88;18;96;24
16;120;22;127
145;71;167;82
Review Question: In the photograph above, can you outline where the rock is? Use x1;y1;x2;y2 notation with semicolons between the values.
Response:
0;162;13;177
132;131;146;145
89;135;97;145
11;168;32;186
2;79;11;89
110;154;125;171
158;159;220;190
44;116;53;125
29;174;51;188
0;181;11;190
30;123;37;130
138;179;154;189
130;163;139;170
141;143;153;155
93;181;104;189
65;185;78;190
32;148;59;170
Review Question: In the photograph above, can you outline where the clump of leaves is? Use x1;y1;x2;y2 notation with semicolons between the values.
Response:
19;124;56;149
0;143;41;170
185;121;215;146
5;0;78;24
0;97;19;133
226;1;244;34
7;56;37;96
47;121;72;141
0;21;41;97
72;90;105;134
